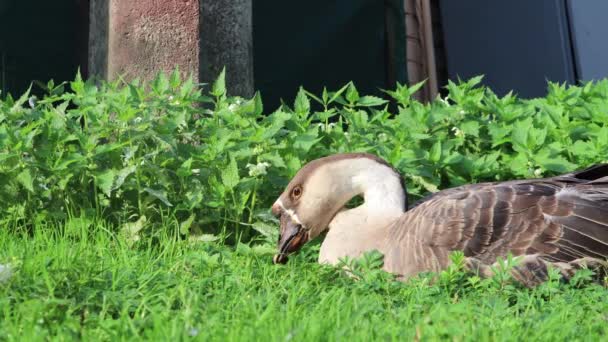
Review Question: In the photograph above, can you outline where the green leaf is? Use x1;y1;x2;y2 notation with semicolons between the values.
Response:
11;85;32;112
16;169;34;193
356;96;388;107
511;119;532;151
408;80;426;96
221;156;240;189
95;169;116;197
410;175;439;193
461;121;480;137
254;91;264;116
121;216;147;247
345;82;360;103
429;140;442;163
143;187;173;207
212;67;226;97
294;87;310;115
252;221;279;241
467;75;484;87
113;165;137;191
152;72;170;94
328;83;350;104
170;66;181;89
322;87;329;104
293;131;321;153
179;214;196;236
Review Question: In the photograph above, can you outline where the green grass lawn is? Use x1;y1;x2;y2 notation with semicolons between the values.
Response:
1;221;607;341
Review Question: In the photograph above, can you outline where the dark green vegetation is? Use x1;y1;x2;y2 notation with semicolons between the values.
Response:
1;70;608;340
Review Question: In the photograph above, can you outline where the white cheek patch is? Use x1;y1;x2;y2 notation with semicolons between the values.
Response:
275;199;304;226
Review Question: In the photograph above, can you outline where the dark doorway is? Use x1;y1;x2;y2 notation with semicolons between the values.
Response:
253;0;407;109
0;0;89;98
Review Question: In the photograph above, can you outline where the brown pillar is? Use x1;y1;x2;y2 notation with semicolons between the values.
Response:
88;0;200;82
88;0;255;97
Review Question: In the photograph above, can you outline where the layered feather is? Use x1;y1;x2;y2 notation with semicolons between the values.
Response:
382;165;608;280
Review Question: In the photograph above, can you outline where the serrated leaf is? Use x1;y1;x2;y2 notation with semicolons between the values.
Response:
408;80;426;96
113;165;137;191
221;156;240;189
294;87;310;115
356;96;388;107
346;82;360;103
511;119;532;151
293;131;321;153
189;234;220;243
212;67;226;97
461;121;480;137
170;66;181;89
410;175;439;193
254;91;264;115
143;187;173;207
95;169;116;197
179;214;196;236
322;87;329;104
429;140;442;163
328;83;350;104
16;169;34;193
121;216;147;247
252;221;279;241
261;152;286;168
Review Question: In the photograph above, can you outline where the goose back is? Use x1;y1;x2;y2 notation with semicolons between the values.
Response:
383;167;608;278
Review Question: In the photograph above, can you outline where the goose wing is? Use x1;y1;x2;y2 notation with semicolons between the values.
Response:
383;176;608;277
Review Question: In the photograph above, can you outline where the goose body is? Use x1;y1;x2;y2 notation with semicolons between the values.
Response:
271;153;608;286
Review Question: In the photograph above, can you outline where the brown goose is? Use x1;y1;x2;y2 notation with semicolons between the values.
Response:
271;153;608;286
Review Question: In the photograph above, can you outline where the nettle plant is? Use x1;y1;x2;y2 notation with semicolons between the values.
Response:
1;70;608;241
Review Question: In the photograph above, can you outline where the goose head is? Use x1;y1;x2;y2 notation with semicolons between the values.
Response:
271;153;407;264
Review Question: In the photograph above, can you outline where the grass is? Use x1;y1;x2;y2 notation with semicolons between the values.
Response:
1;220;607;341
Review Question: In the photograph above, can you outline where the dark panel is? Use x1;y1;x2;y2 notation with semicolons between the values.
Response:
253;1;406;109
439;0;575;98
0;0;88;97
567;0;608;81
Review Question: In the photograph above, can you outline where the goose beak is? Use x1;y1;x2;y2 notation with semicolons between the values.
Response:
273;213;309;264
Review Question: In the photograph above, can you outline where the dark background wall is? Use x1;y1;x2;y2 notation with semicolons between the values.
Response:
252;0;407;109
0;0;88;97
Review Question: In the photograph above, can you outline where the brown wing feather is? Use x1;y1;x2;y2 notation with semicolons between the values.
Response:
383;175;608;278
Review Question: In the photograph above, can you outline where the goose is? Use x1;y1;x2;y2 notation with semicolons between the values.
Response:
271;153;608;287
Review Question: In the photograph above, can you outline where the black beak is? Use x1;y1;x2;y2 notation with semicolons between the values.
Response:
273;213;309;264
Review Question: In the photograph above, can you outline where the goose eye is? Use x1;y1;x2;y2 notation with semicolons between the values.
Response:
291;186;302;199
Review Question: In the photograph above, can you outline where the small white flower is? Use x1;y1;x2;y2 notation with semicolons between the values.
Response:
534;168;543;177
228;104;238;112
451;127;464;138
28;96;37;108
247;162;271;177
0;264;13;283
253;145;264;155
188;328;200;337
168;96;174;101
134;117;142;124
192;169;201;175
